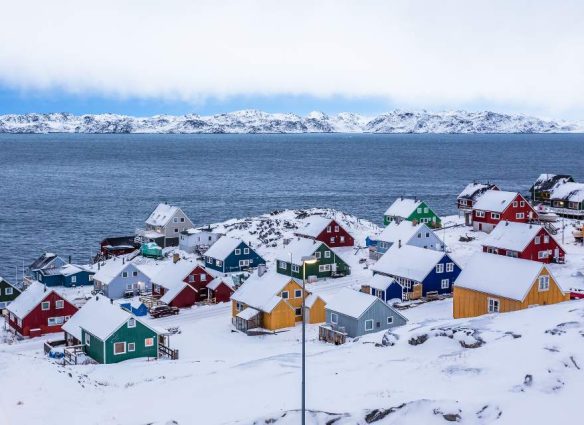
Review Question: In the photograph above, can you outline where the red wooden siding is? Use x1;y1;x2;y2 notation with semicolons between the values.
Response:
473;194;537;232
210;282;234;303
168;286;198;308
184;266;215;302
483;227;565;263
315;219;354;247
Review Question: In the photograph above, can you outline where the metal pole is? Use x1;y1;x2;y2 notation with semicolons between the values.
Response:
302;261;306;425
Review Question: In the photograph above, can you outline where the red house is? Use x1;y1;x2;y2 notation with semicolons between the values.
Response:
295;216;354;247
482;221;565;263
6;281;78;337
99;236;140;259
151;258;217;308
456;182;499;226
206;277;234;303
472;190;537;233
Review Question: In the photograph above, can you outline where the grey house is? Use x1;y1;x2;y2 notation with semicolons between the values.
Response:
140;203;194;247
324;288;407;338
373;221;444;259
93;259;160;299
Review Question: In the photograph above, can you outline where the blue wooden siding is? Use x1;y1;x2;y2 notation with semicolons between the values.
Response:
206;242;265;273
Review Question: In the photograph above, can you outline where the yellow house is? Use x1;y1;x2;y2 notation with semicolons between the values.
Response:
453;253;569;319
231;271;326;332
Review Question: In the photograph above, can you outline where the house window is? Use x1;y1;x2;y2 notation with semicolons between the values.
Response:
114;342;126;355
295;289;302;298
128;318;136;328
535;236;541;245
426;232;430;238
132;271;138;277
516;213;525;219
295;308;302;316
174;228;179;233
539;275;550;291
291;265;299;273
424;207;429;213
279;261;287;270
128;342;136;352
319;264;331;272
520;201;525;207
41;301;50;310
364;319;374;331
64;316;71;321
324;251;331;258
387;316;394;325
173;217;178;223
48;316;64;326
55;300;64;309
491;213;500;220
327;226;332;233
207;257;212;264
513;201;518;207
281;291;289;299
435;264;444;273
538;251;549;259
239;259;250;267
188;275;195;282
544;235;549;243
446;263;454;272
488;298;500;313
181;217;185;222
216;260;223;267
5;287;13;295
315;252;321;259
475;210;485;218
417;208;422;213
441;279;449;289
417;233;422;238
334;226;339;232
234;249;241;255
122;272;128;278
244;248;250;254
71;276;77;284
330;237;335;244
340;236;345;243
85;334;91;346
331;313;338;324
200;274;207;281
145;338;154;347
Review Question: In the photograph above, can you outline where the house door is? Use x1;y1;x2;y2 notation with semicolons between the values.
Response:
554;248;559;260
478;223;483;231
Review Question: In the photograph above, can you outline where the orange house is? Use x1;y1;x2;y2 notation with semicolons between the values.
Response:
231;271;326;332
453;253;569;319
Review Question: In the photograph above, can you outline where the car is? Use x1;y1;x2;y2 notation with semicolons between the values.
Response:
150;304;180;318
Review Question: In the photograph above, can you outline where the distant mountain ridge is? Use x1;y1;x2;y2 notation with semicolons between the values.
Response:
0;109;580;134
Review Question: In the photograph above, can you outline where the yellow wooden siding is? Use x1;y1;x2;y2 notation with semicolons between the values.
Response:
261;300;296;330
308;297;326;324
453;268;569;319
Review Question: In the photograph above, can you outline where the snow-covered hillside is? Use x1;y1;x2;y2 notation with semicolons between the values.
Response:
0;109;578;134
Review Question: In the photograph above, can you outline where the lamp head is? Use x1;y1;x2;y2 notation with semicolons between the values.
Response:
301;256;317;265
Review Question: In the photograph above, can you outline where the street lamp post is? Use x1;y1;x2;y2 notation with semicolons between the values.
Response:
300;255;317;425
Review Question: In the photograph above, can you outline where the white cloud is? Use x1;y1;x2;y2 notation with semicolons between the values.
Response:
1;0;583;116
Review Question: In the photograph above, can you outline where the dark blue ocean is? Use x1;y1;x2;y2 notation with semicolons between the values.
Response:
0;133;583;280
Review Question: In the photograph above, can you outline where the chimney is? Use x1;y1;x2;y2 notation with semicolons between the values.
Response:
258;264;267;277
95;295;99;301
505;221;509;226
398;239;402;249
173;253;180;264
110;298;113;304
68;255;72;264
98;262;101;270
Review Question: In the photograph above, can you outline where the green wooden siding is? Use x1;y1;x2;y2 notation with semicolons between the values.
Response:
384;201;441;227
82;320;158;364
277;244;350;279
0;280;21;304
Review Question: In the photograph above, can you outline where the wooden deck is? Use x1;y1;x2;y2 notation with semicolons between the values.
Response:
319;325;347;345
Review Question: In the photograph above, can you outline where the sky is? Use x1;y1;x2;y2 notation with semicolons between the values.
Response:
0;0;583;120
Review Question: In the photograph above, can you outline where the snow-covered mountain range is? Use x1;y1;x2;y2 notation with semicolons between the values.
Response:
0;109;580;134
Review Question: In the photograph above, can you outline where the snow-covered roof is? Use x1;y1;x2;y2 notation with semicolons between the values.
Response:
231;271;299;312
549;182;584;203
305;293;323;308
482;222;552;252
92;259;127;284
160;283;195;304
206;277;233;291
62;296;154;341
296;216;338;238
150;259;199;290
454;253;553;301
371;245;447;282
204;237;242;260
236;307;261;320
134;262;163;279
472;190;519;213
325;288;378;319
29;252;63;271
55;264;84;276
6;281;60;319
368;274;396;291
377;221;437;245
384;198;422;217
457;182;497;200
275;238;323;265
531;174;573;192
145;203;181;227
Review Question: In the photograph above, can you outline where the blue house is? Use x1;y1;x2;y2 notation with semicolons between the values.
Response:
38;264;95;287
371;245;462;301
361;274;404;303
203;237;265;273
28;252;68;282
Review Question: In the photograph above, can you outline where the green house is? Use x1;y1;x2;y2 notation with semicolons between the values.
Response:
140;242;163;259
62;297;160;364
383;198;441;228
275;239;350;280
0;277;21;310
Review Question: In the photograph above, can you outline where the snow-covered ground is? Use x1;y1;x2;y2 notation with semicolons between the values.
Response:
1;211;584;424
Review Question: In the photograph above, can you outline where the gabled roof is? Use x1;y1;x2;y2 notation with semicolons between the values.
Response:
457;182;498;201
275;238;324;265
371;245;449;282
92;258;163;284
63;296;159;341
530;174;574;192
150;259;199;290
231;271;300;313
454;253;553;301
367;274;397;291
377;221;438;245
160;283;196;304
41;263;86;277
0;276;21;292
145;203;182;227
549;182;584;203
29;252;64;271
325;288;403;321
296;216;346;238
204;237;244;260
483;222;555;252
472;190;520;213
305;293;323;308
384;198;423;218
206;276;233;291
6;281;67;319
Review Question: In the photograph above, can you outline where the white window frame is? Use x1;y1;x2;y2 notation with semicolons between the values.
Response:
243;248;250;254
291;264;299;273
216;260;223;267
71;276;77;283
340;236;345;243
446;262;454;272
534;236;541;245
435;264;444;273
326;226;332;233
475;210;485;218
145;338;154;347
544;235;549;243
122;271;128;278
491;212;500;220
364;319;374;331
41;301;50;311
128;342;136;352
295;289;302;298
55;300;64;309
538;250;549;259
281;291;289;299
441;279;449;289
487;298;500;313
513;201;518;207
315;251;321;259
295;307;302;317
234;248;241;255
324;251;331;259
5;287;13;295
516;212;525;219
239;259;250;267
200;274;207;282
132;271;138;277
279;261;287;270
330;312;338;324
334;226;339;232
387;316;394;325
114;342;126;355
128;318;136;328
85;333;91;346
538;275;550;291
